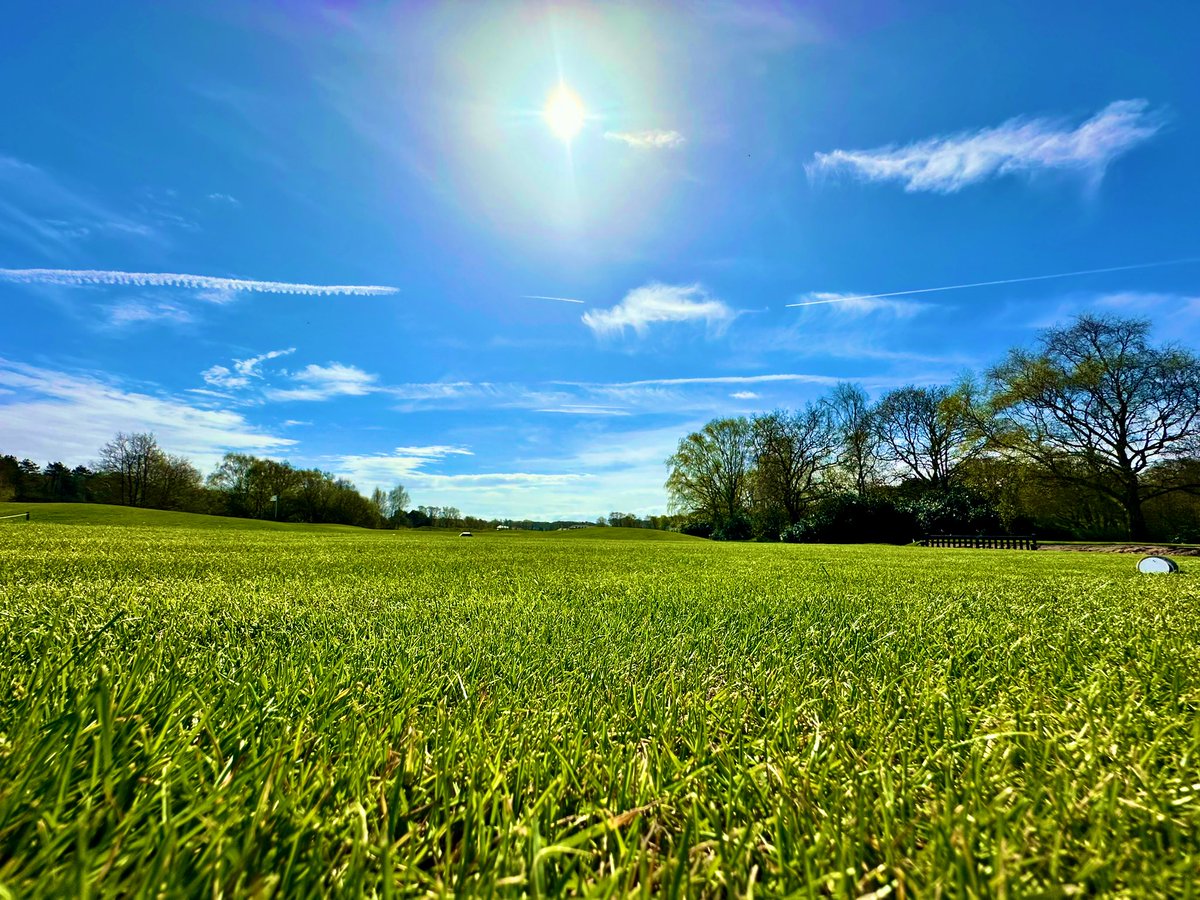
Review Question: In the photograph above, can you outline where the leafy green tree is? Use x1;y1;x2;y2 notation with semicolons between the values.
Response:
666;417;754;538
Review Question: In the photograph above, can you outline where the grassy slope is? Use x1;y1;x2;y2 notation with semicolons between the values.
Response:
0;502;365;531
0;504;701;541
1;524;1197;894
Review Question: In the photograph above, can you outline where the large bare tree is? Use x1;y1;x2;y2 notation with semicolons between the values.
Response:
874;385;977;488
751;406;837;524
982;314;1200;540
97;432;159;506
825;382;882;497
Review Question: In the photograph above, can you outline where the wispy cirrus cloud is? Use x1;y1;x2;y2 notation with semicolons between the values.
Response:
0;268;398;296
0;358;293;471
808;99;1165;193
0;155;160;258
203;347;296;389
582;283;734;337
105;298;195;328
333;445;590;495
335;445;474;485
267;362;378;402
788;292;929;317
604;130;686;150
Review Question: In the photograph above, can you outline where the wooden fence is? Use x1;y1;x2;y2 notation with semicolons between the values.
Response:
0;512;30;522
921;534;1038;550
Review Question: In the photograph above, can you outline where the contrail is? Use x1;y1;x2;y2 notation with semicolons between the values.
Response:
785;256;1200;307
523;294;585;304
0;268;399;296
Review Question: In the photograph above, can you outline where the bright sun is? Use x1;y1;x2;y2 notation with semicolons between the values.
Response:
544;84;585;142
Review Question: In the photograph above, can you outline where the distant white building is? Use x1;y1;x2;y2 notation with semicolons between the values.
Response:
496;524;510;530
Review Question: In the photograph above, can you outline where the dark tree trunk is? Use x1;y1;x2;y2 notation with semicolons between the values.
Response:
1124;481;1149;541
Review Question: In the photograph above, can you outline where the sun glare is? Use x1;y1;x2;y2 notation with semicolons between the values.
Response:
544;84;585;142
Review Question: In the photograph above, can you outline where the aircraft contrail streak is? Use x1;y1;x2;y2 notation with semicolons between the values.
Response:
523;294;585;304
785;256;1200;307
0;268;399;296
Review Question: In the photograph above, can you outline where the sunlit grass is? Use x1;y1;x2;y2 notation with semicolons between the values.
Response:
1;523;1197;895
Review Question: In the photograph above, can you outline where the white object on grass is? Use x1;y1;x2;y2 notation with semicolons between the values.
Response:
1137;555;1179;574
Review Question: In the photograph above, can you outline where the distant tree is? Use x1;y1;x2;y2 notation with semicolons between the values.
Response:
370;487;388;521
666;417;754;538
386;484;411;525
982;314;1200;540
0;455;18;501
17;459;42;499
71;465;96;501
98;432;160;506
43;462;72;500
207;453;257;515
874;386;977;488
148;453;202;510
826;383;882;497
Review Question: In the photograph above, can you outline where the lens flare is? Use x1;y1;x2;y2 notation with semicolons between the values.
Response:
544;84;585;142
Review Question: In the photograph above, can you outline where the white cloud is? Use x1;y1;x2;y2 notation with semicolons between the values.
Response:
0;358;293;471
203;347;295;389
267;362;378;401
582;283;735;337
332;446;591;498
106;299;194;327
731;391;759;400
604;130;686;150
335;445;473;485
808;99;1164;193
596;373;842;387
0;268;398;297
1015;290;1200;332
207;193;240;205
788;292;929;317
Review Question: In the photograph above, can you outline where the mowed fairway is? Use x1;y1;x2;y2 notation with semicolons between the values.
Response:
1;514;1199;896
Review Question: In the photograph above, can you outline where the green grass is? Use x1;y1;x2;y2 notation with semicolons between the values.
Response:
1;522;1198;896
541;526;701;542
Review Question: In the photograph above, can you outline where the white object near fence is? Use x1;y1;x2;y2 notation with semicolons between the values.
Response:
1137;556;1179;574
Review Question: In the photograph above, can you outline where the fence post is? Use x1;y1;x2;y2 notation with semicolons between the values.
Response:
25;512;29;521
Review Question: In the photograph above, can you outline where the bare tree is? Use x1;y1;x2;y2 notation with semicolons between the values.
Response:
751;406;837;525
825;383;882;497
98;432;160;506
982;314;1200;540
386;484;411;521
874;386;976;488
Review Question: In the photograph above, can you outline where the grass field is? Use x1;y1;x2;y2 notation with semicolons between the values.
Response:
1;509;1198;896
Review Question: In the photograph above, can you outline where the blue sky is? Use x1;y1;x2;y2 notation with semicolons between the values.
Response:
2;0;1199;519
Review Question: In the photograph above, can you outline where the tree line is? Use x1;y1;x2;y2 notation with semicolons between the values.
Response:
666;315;1200;543
0;437;586;531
